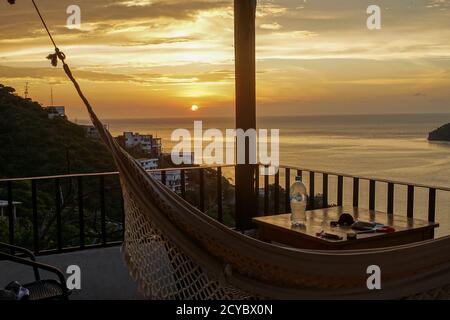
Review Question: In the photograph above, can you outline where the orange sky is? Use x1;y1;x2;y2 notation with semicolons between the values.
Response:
0;0;449;119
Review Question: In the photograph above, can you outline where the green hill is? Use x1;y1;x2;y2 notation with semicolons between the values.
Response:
0;83;120;250
0;84;116;179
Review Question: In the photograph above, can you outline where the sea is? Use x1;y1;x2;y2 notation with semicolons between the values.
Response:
82;113;450;236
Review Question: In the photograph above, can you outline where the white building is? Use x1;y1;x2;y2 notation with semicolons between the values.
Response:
135;158;182;192
46;106;66;119
0;200;22;219
123;132;162;156
137;158;159;170
151;170;183;193
81;124;109;140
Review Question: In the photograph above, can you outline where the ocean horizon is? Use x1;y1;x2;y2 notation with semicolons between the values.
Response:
79;113;450;185
79;112;450;236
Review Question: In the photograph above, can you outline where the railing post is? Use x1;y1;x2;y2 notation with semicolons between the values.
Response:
337;176;343;207
369;180;376;211
180;170;186;199
309;172;315;210
31;180;39;254
428;188;436;222
55;179;62;252
199;169;205;212
322;173;328;208
264;167;269;215
428;188;436;238
161;170;167;186
353;177;359;208
99;176;107;246
285;168;291;213
407;185;414;218
387;182;394;214
78;176;85;249
274;171;280;214
7;181;14;248
217;167;223;223
255;166;259;215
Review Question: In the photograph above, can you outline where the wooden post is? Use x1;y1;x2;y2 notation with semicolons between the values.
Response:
234;0;257;230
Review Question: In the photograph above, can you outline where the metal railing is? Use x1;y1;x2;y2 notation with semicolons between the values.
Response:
260;166;450;238
0;165;233;256
1;164;449;255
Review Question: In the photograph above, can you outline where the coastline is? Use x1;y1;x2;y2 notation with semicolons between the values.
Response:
428;140;450;146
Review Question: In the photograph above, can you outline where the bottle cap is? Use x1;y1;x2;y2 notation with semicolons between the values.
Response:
295;176;302;181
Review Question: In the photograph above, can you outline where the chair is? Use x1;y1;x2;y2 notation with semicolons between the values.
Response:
0;242;69;300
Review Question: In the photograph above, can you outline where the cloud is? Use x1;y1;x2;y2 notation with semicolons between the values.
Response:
427;0;450;9
0;0;230;41
260;22;282;30
0;64;133;82
1;0;450;118
0;64;234;85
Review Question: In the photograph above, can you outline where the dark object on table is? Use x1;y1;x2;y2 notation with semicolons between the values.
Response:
351;221;396;236
352;221;396;233
352;221;377;231
330;213;355;227
356;225;396;234
316;231;343;241
347;232;357;240
0;242;70;300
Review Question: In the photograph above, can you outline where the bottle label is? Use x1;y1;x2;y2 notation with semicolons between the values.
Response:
290;194;306;202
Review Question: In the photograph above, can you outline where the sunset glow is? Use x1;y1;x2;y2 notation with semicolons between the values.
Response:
0;0;449;119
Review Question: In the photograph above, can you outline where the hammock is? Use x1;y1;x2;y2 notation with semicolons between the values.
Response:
95;116;450;300
19;0;450;300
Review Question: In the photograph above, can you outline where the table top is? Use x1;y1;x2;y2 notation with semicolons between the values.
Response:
253;206;439;246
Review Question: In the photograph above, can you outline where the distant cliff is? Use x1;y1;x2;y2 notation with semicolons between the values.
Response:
428;123;450;142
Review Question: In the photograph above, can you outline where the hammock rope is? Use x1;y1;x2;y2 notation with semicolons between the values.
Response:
30;1;96;117
12;0;450;300
31;0;57;48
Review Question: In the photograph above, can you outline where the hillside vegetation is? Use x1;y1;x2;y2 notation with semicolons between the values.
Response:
0;83;115;179
0;84;120;249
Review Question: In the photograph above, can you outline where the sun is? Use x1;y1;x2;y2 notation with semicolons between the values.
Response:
191;104;199;111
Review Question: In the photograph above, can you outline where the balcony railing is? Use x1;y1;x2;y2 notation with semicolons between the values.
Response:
272;166;450;222
1;164;449;255
262;165;450;239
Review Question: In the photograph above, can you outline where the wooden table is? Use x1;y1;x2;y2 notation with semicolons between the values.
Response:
253;207;439;250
